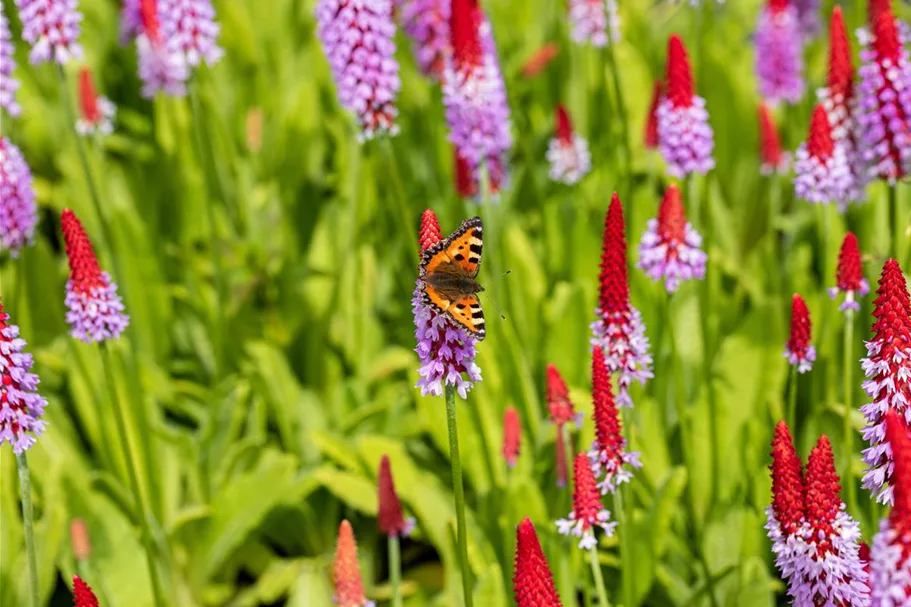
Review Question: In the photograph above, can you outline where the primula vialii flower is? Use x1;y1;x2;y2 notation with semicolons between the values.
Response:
0;5;21;117
334;520;374;607
412;209;481;397
547;104;591;185
76;67;116;136
869;411;911;602
588;347;641;494
61;209;130;343
861;259;911;505
637;184;707;293
754;0;805;105
520;43;559;79
785;294;816;373
657;34;715;178
556;453;616;549
160;0;222;67
514;518;564;607
73;576;99;607
644;81;663;150
70;518;91;561
766;422;807;591
828;232;870;311
758;103;789;174
377;455;414;538
857;4;911;182
0;301;48;453
794;104;853;209
793;0;821;38
547;364;580;487
590;193;653;408
136;0;189;98
442;0;512;195
502;406;521;468
14;0;83;64
398;0;448;81
567;0;620;47
316;0;400;139
0;137;38;257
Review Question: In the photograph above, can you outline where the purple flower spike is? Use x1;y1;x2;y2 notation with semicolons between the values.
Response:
120;0;143;44
0;302;48;454
793;0;820;39
568;0;620;48
0;6;21;117
638;184;706;293
160;0;222;67
548;105;591;185
14;0;83;64
136;0;189;98
754;0;805;105
442;0;512;195
316;0;401;140
794;104;853;210
0;138;38;258
398;0;449;81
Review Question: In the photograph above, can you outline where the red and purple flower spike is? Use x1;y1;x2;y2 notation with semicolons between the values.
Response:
61;209;130;343
644;81;663;150
0;5;20;117
73;575;99;607
556;453;616;549
76;67;116;137
758;103;789;174
398;0;448;81
869;411;911;601
638;184;707;293
412;209;481;397
0;300;47;453
14;0;83;64
161;0;222;67
794;104;853;209
378;455;415;538
514;518;563;607
502;406;521;468
334;520;374;607
135;0;189;98
766;422;806;593
754;0;805;105
857;2;911;182
547;364;579;487
828;232;870;311
861;259;911;505
588;347;641;494
316;0;401;139
0;137;38;257
590;193;653;408
568;0;620;47
785;294;816;373
442;0;512;196
657;34;715;178
547;104;591;185
793;0;821;38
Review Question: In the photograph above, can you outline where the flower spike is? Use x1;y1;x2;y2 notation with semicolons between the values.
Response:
759;103;789;174
398;0;449;81
637;184;707;293
568;0;621;48
15;0;83;64
503;406;521;468
378;455;415;538
514;518;563;607
785;294;816;373
0;5;20;117
334;520;374;607
754;0;805;104
644;81;663;150
547;104;591;185
0;137;38;257
76;67;116;136
0;300;47;453
794;104;853;209
828;232;870;311
556;453;616;549
73;576;99;607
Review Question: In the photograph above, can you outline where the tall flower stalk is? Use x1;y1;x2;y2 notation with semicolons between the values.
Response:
0;137;38;257
378;455;413;607
547;364;580;487
513;518;563;607
638;184;707;293
754;0;805;105
334;520;373;607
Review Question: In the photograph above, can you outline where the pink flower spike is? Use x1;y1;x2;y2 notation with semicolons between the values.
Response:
547;104;591;185
637;184;707;293
0;5;21;117
377;455;414;538
502;406;521;468
794;104;853;210
398;0;449;81
76;67;116;136
514;518;564;607
785;294;816;373
828;232;870;311
555;453;616;550
333;520;374;607
758;103;789;174
0;300;48;453
14;0;83;64
754;0;805;104
568;0;620;48
0;137;38;257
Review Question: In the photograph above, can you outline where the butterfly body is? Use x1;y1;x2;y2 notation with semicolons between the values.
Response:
419;217;486;341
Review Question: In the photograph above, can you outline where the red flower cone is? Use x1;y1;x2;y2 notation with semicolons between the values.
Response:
73;576;99;607
759;103;788;174
588;347;640;494
828;231;870;311
556;453;615;549
378;455;414;538
514;518;563;607
785;294;816;373
333;520;372;607
502;406;521;468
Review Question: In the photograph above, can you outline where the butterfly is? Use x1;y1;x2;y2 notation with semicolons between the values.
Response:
419;216;486;341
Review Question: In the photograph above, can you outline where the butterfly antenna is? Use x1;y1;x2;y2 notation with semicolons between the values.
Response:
484;270;511;320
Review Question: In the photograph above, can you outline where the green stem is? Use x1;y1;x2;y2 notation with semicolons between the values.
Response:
388;535;403;607
445;384;474;607
787;364;798;432
604;31;631;199
16;453;40;607
843;309;856;512
890;184;901;260
615;488;632;607
588;545;611;607
101;344;167;607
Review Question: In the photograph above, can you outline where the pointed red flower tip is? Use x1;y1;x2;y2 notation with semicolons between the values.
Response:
61;209;105;294
770;421;805;534
514;518;564;607
767;0;788;12
803;435;842;553
546;364;575;425
70;518;91;561
555;104;574;144
658;184;687;243
520;43;560;78
450;0;483;72
872;259;911;339
78;67;100;125
571;452;604;528
758;103;784;168
555;429;569;487
140;0;161;44
644;81;664;149
884;410;911;534
836;232;865;291
334;520;369;607
597;193;630;315
377;455;408;537
872;6;901;61
807;105;835;159
503;406;522;468
787;294;813;354
73;576;99;607
419;209;442;252
827;7;854;102
869;0;892;29
666;34;694;108
592;347;623;456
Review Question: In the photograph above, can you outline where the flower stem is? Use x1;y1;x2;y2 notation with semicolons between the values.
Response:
388;534;403;607
588;545;611;607
16;453;40;607
445;384;474;607
843;309;856;512
787;364;798;432
890;183;902;260
615;488;633;607
604;29;631;199
101;343;167;607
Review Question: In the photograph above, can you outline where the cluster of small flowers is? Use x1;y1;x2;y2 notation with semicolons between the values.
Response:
637;184;707;293
568;0;621;47
547;105;591;185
